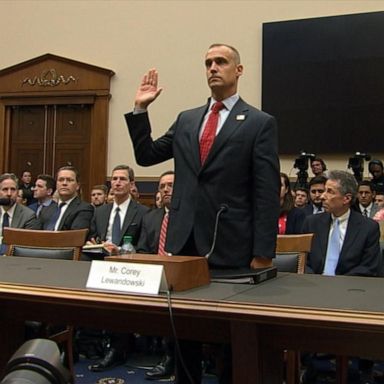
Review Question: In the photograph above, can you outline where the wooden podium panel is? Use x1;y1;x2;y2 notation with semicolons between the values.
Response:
105;253;210;292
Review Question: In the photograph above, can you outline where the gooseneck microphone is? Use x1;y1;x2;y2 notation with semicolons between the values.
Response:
205;203;229;259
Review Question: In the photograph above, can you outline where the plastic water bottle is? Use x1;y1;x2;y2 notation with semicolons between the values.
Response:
120;235;135;254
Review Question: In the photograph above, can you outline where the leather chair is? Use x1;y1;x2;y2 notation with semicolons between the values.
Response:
2;227;88;382
274;233;314;384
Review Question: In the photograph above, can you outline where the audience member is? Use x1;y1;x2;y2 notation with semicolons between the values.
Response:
46;166;94;231
137;171;175;380
303;170;380;276
302;170;380;383
87;164;149;372
302;176;327;215
0;173;40;253
28;174;58;229
90;185;108;207
16;189;27;205
353;180;380;218
374;191;384;209
294;187;309;208
19;170;36;206
279;173;305;234
154;190;162;208
130;184;140;201
368;159;384;194
310;157;327;177
106;189;115;204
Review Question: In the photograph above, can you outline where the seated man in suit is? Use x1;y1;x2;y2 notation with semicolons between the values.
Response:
87;164;149;372
353;180;380;218
302;170;380;383
303;170;380;276
28;174;58;229
46;166;94;231
137;170;175;380
302;176;327;216
0;173;41;253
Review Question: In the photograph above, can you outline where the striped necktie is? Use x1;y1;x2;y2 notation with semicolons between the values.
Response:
158;212;169;256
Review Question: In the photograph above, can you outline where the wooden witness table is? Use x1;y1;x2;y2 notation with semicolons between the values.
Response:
1;256;384;383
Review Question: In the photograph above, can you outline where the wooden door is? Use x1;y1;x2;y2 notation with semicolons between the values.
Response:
9;104;92;198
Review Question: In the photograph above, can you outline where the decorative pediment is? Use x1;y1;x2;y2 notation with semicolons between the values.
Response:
0;53;114;95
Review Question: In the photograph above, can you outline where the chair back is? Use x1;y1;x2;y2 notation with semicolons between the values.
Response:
274;233;314;274
2;228;88;261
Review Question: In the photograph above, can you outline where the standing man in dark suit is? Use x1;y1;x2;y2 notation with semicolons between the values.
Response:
303;170;380;276
47;166;94;231
126;43;280;384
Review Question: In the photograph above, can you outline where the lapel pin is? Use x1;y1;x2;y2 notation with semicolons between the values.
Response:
236;115;246;121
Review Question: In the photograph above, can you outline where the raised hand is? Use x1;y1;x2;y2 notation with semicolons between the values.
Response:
134;68;163;110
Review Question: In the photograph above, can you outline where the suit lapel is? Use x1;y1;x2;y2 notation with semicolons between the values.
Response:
11;205;21;228
187;104;209;172
100;204;113;239
119;200;138;244
58;196;79;229
339;211;360;259
318;213;332;268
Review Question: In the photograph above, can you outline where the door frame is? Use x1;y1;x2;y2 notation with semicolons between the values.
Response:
0;54;114;199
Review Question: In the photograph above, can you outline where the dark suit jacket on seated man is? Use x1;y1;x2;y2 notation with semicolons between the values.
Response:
88;164;149;253
302;170;380;276
46;166;94;231
125;43;280;270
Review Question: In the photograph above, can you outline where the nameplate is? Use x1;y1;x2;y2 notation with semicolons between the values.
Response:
86;260;168;295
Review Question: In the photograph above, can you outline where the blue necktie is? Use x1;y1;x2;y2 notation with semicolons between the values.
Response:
46;202;66;230
112;207;121;245
323;218;340;276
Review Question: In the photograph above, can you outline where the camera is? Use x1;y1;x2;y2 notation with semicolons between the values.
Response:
0;339;70;384
294;151;316;171
347;152;371;182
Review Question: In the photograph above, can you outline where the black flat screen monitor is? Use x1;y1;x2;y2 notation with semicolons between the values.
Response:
262;11;384;155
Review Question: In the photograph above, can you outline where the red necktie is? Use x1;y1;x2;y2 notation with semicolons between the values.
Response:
200;101;225;164
158;212;169;256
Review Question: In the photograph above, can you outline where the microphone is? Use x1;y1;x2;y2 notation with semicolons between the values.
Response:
0;198;11;206
205;204;228;259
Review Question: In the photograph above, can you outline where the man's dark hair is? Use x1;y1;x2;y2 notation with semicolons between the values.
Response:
36;174;56;193
159;170;175;179
310;157;327;171
358;180;374;192
309;175;327;188
56;166;80;182
368;159;384;172
92;184;108;194
112;165;132;181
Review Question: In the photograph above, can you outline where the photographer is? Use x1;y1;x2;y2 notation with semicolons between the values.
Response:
368;159;384;194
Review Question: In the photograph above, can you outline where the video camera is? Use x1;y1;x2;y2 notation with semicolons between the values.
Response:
347;152;371;182
294;151;316;171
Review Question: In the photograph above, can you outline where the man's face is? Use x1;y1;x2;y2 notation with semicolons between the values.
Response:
158;174;174;208
130;184;139;200
0;179;18;205
91;189;106;206
294;190;308;207
309;183;325;206
321;179;351;217
56;170;79;201
111;169;130;201
311;161;323;176
21;172;31;184
370;164;384;179
33;179;52;201
357;185;374;208
205;45;243;98
375;194;384;209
